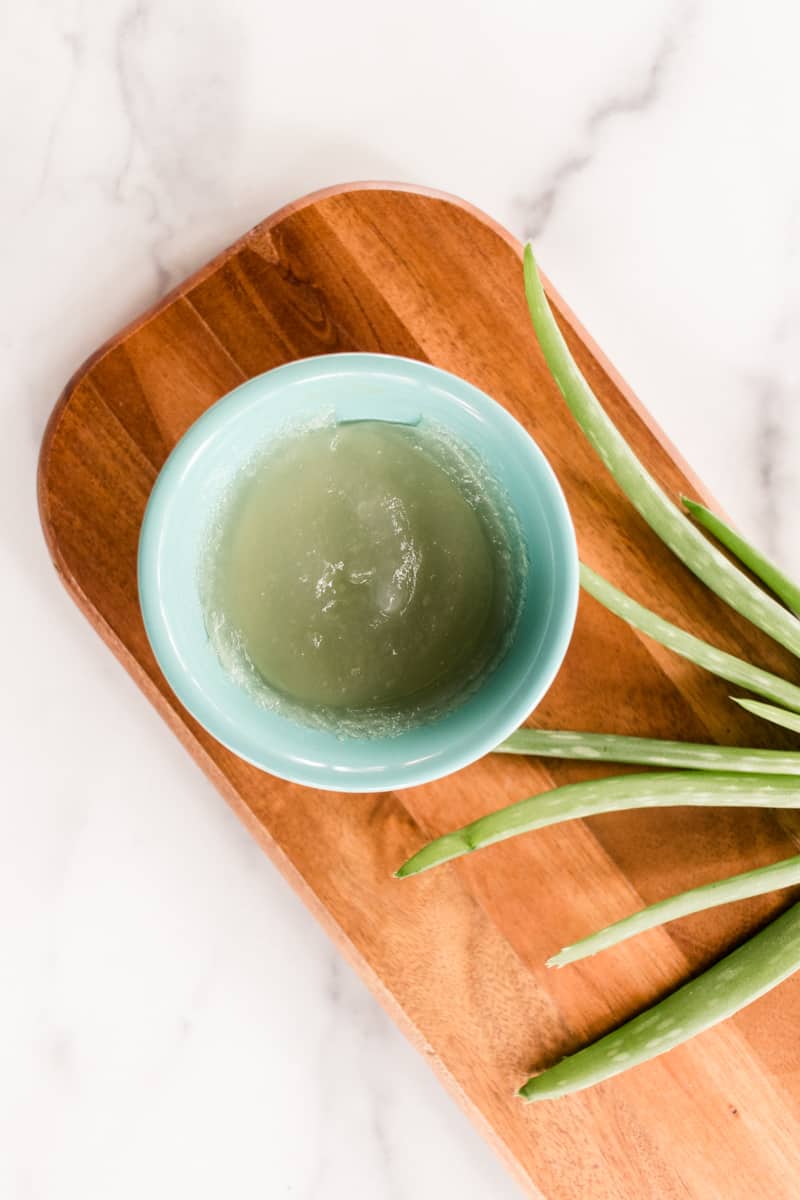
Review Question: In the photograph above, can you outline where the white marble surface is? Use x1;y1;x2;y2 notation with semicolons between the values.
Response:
3;2;800;1196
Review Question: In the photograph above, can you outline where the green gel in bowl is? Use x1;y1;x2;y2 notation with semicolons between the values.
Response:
138;353;578;792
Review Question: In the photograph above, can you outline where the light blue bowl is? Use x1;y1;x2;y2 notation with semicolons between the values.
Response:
138;353;578;792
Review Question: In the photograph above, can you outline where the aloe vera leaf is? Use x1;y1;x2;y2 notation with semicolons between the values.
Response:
682;496;800;617
519;900;800;1100
550;854;800;967
394;772;800;879
580;562;800;715
731;697;800;736
523;246;800;659
496;727;800;775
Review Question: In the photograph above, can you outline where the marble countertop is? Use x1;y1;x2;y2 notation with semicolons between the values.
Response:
4;2;799;1196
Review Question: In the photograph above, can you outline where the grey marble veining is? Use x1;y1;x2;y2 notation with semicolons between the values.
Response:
519;1;696;242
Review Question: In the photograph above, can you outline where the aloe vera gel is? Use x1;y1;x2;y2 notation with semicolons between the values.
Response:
201;418;524;736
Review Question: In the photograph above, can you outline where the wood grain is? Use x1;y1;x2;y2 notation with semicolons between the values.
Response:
39;183;800;1199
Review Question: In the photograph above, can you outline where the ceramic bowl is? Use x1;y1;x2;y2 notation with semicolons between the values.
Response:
138;353;578;791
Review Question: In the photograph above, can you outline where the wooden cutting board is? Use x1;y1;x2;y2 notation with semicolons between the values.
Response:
39;183;800;1199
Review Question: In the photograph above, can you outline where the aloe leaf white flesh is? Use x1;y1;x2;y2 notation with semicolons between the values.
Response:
523;246;800;659
395;772;800;879
520;899;800;1100
496;727;800;775
581;562;800;715
731;697;800;736
682;496;800;617
550;854;800;967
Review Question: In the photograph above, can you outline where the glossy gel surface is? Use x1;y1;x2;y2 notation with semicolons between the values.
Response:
202;419;522;734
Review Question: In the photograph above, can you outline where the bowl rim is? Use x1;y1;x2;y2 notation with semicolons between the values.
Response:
138;352;579;792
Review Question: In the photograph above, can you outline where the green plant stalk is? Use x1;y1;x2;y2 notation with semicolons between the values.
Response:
682;496;800;617
395;772;800;878
550;854;800;967
519;899;800;1100
496;727;800;775
732;697;800;736
523;246;800;659
581;562;800;714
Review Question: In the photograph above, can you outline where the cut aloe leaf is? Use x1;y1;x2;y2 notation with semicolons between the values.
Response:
581;562;800;715
523;247;800;659
496;727;800;775
550;854;800;967
682;496;800;617
519;899;800;1100
731;697;800;736
395;772;800;879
